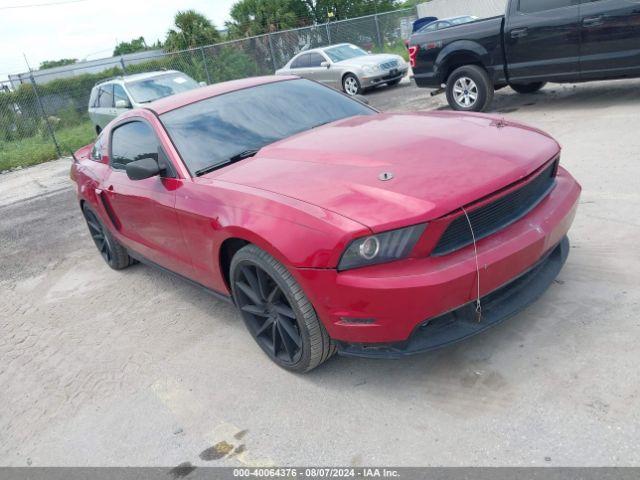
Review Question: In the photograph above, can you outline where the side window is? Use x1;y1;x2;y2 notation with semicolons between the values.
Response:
98;84;114;108
291;53;309;69
518;0;575;13
307;52;325;68
113;84;130;108
110;121;158;170
422;22;438;32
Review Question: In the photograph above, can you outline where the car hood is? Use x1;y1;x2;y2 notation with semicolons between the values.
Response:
335;53;404;68
206;112;560;232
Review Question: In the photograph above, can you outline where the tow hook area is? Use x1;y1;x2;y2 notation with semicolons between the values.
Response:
430;87;445;97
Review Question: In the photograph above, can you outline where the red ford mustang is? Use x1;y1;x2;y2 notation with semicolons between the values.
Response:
71;76;581;372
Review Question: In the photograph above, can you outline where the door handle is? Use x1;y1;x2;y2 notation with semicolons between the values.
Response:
583;15;603;27
510;28;528;39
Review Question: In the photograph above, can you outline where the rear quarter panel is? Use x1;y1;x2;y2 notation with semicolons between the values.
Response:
411;16;506;87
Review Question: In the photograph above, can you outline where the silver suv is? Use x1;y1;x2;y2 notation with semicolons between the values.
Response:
88;70;202;134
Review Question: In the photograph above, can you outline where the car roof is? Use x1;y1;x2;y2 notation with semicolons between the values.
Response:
146;75;298;115
293;43;356;57
95;70;183;87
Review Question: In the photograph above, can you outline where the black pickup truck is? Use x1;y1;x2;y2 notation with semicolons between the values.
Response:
409;0;640;111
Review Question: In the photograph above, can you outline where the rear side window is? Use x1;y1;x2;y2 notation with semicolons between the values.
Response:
291;53;309;69
98;84;114;108
518;0;577;13
110;121;158;170
89;87;99;108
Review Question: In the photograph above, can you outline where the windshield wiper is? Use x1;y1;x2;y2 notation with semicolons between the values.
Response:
195;148;260;176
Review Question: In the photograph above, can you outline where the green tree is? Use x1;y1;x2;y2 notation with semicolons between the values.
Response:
113;37;149;56
164;10;221;51
304;0;397;23
227;0;310;37
39;58;77;70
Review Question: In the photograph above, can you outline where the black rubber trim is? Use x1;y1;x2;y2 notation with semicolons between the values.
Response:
127;250;233;304
337;236;570;359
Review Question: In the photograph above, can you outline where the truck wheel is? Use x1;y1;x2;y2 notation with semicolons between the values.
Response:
231;244;336;373
446;65;494;112
510;82;547;94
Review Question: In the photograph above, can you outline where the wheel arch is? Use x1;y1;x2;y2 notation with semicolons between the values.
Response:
436;42;490;83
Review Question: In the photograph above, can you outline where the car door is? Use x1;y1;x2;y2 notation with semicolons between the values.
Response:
305;52;334;86
102;117;194;277
96;84;116;129
579;0;640;79
504;0;582;82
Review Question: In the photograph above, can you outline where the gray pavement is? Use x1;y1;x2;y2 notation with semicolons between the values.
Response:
1;79;639;467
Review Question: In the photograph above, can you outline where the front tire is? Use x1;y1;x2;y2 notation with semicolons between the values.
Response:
342;73;362;96
231;245;336;373
82;204;132;270
510;82;547;94
446;65;494;112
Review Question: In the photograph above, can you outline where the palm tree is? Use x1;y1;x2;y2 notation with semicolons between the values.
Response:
165;10;221;51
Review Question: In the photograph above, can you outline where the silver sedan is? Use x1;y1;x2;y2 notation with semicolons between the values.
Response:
275;43;408;96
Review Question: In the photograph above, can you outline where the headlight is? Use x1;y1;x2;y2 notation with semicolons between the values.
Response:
338;224;427;271
362;64;380;75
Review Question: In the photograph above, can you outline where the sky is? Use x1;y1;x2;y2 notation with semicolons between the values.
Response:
0;0;237;81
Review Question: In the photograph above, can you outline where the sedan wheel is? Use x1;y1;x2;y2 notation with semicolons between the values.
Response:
231;244;336;372
342;74;361;96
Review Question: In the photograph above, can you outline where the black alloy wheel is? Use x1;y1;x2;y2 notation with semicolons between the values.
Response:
230;244;336;372
234;262;303;364
82;204;132;270
84;207;113;264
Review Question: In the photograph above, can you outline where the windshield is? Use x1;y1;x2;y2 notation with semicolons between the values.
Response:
324;44;368;63
126;73;200;103
160;78;375;175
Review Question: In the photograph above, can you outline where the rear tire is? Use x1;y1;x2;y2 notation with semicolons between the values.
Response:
82;204;132;270
231;244;336;373
342;73;362;96
446;65;494;112
510;82;547;94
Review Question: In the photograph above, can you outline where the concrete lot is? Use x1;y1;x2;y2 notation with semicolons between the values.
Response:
1;79;639;467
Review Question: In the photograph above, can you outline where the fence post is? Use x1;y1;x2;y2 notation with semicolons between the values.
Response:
120;56;127;74
200;46;212;84
29;72;61;158
325;22;332;43
267;33;278;71
374;14;383;49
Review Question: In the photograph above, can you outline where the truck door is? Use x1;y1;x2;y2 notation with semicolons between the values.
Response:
579;0;640;79
504;0;582;83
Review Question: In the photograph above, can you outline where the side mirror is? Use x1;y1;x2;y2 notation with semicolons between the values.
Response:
320;61;331;69
126;157;161;180
198;81;207;87
115;99;131;109
354;94;370;105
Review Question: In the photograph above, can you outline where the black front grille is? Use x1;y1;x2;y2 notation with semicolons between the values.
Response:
432;160;558;256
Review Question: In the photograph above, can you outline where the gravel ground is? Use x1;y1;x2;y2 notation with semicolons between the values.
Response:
1;78;639;467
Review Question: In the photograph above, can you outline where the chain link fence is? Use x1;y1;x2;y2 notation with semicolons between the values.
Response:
0;8;416;171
